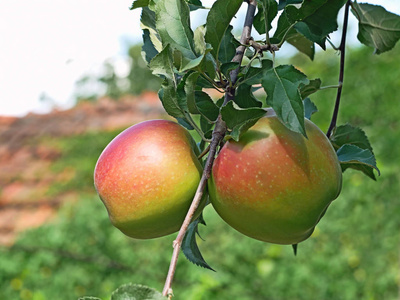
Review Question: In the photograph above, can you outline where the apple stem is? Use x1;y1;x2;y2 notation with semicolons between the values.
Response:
326;0;351;138
161;0;258;296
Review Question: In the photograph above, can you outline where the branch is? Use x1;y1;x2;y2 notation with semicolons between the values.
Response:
162;0;258;296
326;0;351;138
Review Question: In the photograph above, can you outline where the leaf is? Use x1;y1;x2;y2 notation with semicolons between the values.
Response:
292;244;298;256
286;0;347;49
184;71;201;114
182;214;215;271
140;7;162;53
158;79;185;118
130;0;149;10
235;84;263;109
278;0;302;10
152;48;189;119
300;78;321;99
303;98;318;120
205;0;243;61
337;144;380;180
193;25;207;56
111;283;164;300
273;12;314;59
192;25;218;79
142;29;159;64
329;124;373;151
150;0;197;64
253;0;278;35
241;59;273;85
200;115;214;134
285;0;326;21
220;62;240;79
351;2;400;54
180;44;212;72
261;65;309;136
218;25;239;64
177;117;194;130
195;91;220;122
149;45;175;81
286;32;315;60
188;0;204;11
221;101;266;141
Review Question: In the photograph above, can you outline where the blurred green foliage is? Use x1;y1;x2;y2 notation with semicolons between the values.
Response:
1;45;399;300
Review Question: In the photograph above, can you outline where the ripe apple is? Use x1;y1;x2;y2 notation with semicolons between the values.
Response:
94;119;203;239
208;112;342;245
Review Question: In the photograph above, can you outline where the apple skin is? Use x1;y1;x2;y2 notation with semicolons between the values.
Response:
94;119;203;239
208;114;342;245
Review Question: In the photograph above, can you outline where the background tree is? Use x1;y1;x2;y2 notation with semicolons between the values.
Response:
74;45;161;102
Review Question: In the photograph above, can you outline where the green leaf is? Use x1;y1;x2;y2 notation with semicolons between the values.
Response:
152;47;188;119
292;243;298;256
142;29;159;64
300;78;321;99
254;0;278;35
351;2;400;54
205;0;243;61
286;32;315;60
217;25;239;64
177;117;194;130
303;97;318;120
194;25;207;56
221;101;266;141
235;84;262;109
286;0;347;49
141;7;162;53
188;0;204;11
285;0;326;21
195;91;220;122
111;283;165;300
149;45;175;81
241;59;273;85
261;65;309;136
150;0;197;64
200;115;214;134
273;11;315;59
182;214;215;271
130;0;149;10
337;144;380;180
184;71;201;114
278;0;302;10
158;79;185;118
180;44;212;72
220;62;240;79
329;124;373;152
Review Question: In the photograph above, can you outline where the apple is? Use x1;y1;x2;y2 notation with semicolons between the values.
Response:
94;119;203;239
208;112;342;245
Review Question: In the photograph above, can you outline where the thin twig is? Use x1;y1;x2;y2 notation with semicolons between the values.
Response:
161;0;258;296
326;0;351;138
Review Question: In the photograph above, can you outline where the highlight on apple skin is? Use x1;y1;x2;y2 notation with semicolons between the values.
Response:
94;119;203;239
208;114;342;245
